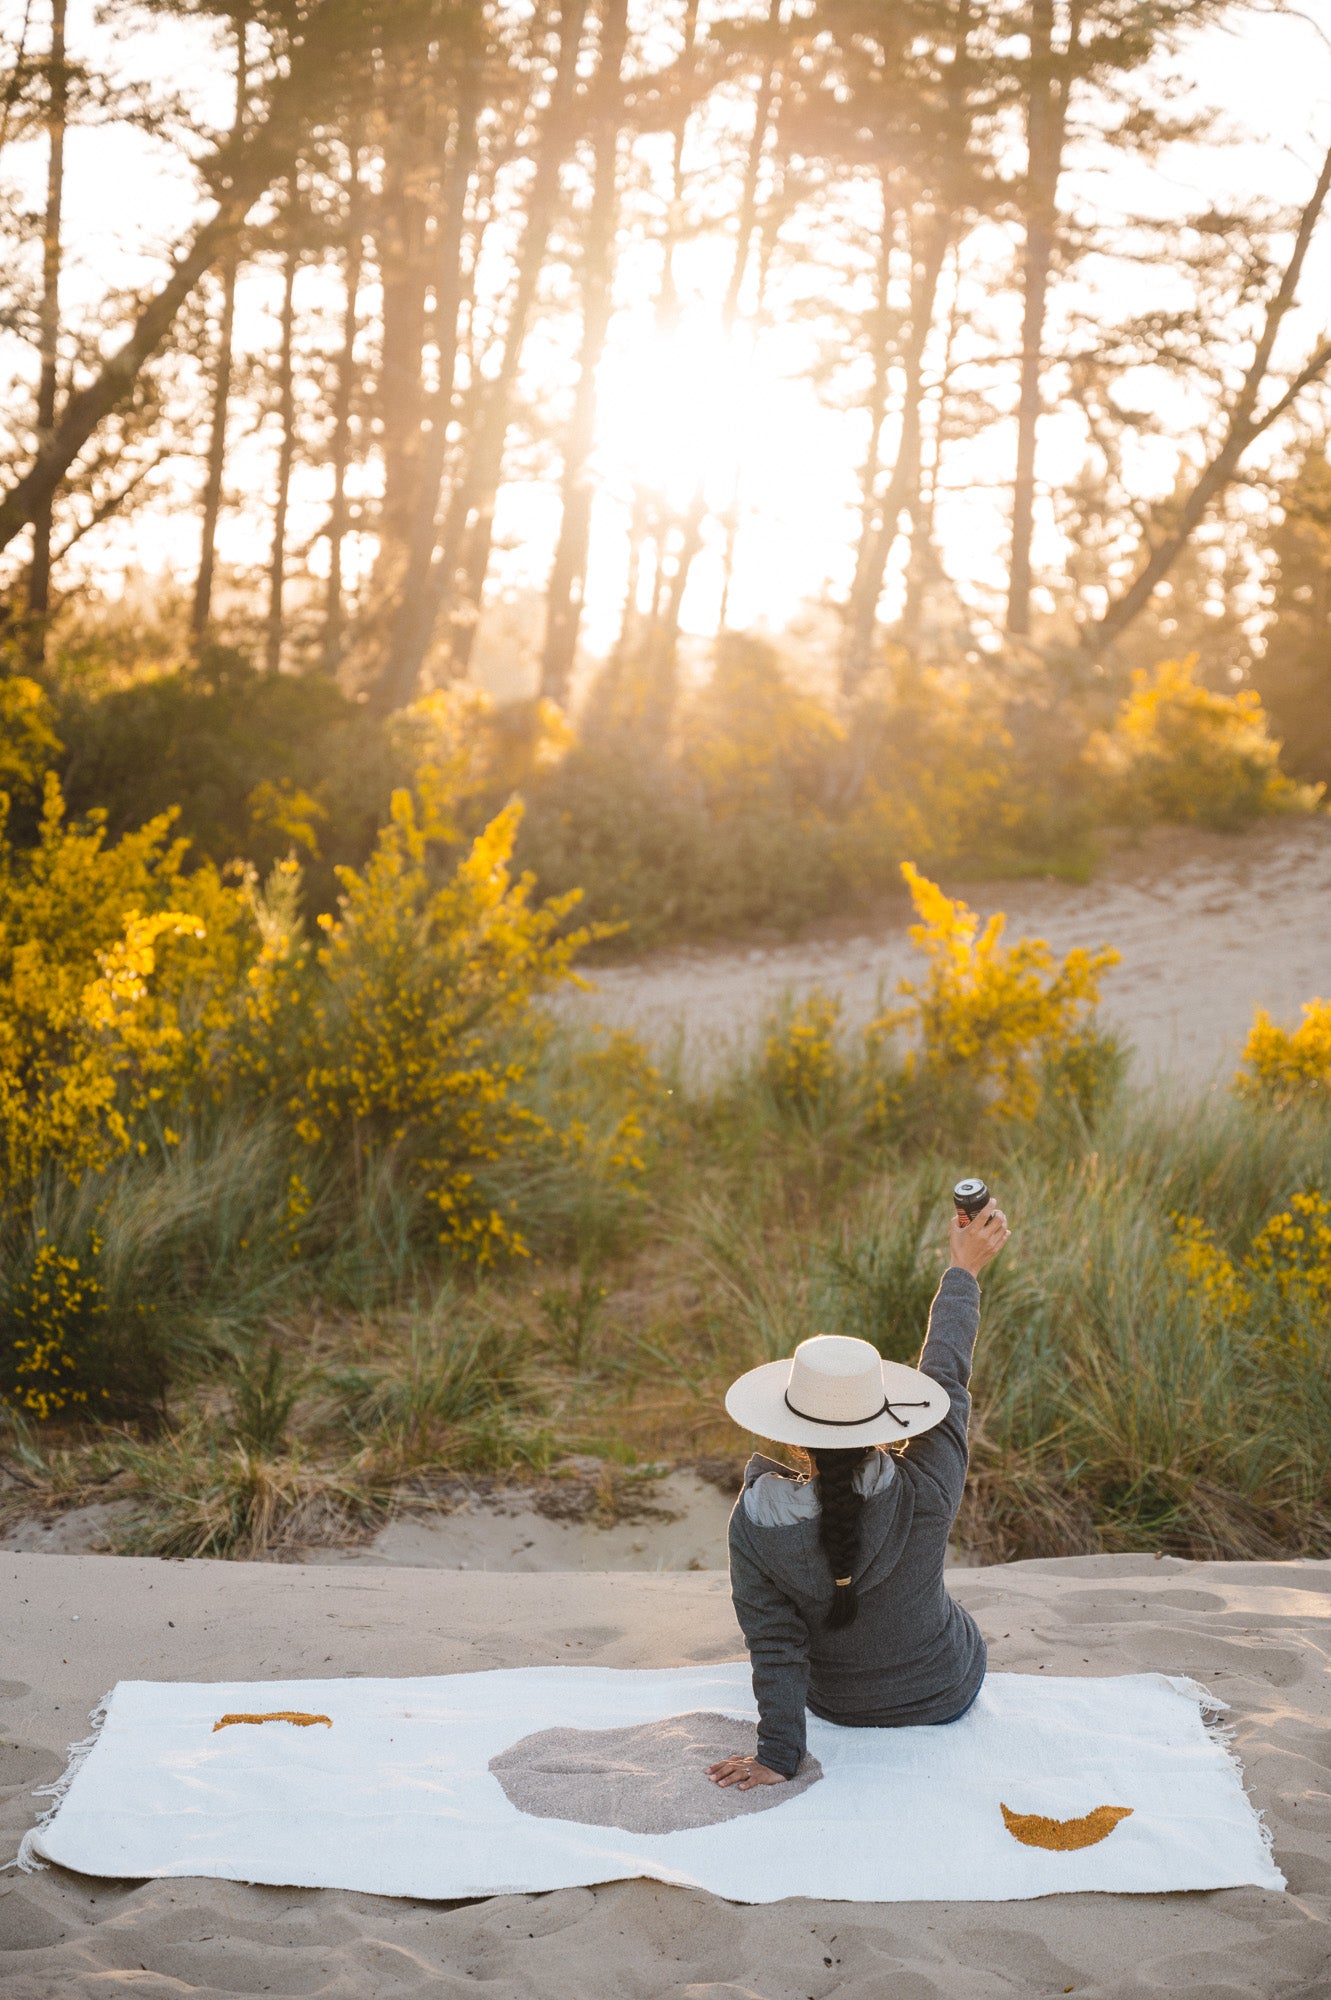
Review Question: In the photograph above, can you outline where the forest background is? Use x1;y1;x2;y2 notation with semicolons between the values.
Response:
2;0;1331;1566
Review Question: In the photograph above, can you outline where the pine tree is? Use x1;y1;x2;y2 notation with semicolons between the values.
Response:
321;128;365;674
25;0;67;664
540;0;630;707
1255;444;1331;783
1004;0;1242;639
780;0;999;687
190;6;248;644
368;0;592;710
264;197;300;674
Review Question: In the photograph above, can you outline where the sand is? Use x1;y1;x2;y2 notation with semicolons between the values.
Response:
3;1549;1329;1997
489;1713;822;1834
314;1467;739;1575
565;816;1331;1084
0;1466;742;1572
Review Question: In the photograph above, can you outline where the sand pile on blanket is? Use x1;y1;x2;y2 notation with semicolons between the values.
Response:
488;1710;821;1833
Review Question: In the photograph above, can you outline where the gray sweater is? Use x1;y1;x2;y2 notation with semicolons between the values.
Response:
727;1266;986;1778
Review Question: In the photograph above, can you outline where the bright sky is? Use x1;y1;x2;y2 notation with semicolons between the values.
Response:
4;0;1331;682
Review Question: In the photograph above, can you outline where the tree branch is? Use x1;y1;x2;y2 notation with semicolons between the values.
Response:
0;0;362;560
1086;135;1331;658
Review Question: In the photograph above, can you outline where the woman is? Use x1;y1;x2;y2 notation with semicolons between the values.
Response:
708;1196;1009;1791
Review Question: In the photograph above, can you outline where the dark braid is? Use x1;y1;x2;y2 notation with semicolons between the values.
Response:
802;1445;872;1629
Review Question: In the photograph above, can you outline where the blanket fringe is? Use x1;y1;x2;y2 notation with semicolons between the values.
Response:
1168;1673;1283;1880
6;1689;112;1875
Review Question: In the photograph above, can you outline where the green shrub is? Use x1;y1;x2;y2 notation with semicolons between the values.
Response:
225;1339;305;1455
54;649;401;911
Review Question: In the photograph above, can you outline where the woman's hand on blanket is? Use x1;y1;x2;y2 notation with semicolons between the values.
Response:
949;1198;1009;1276
706;1754;787;1791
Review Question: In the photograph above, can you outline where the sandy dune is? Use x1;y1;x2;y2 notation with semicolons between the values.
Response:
569;817;1331;1083
3;1549;1328;1998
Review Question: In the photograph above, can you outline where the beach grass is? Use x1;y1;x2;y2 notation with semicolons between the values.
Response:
3;1015;1330;1564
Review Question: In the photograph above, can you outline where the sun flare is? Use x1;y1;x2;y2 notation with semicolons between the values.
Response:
597;315;749;513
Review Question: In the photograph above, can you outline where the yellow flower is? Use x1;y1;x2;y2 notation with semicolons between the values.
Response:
764;992;841;1111
2;1239;108;1418
1247;1191;1331;1317
1235;998;1331;1106
888;863;1118;1121
1169;1215;1253;1321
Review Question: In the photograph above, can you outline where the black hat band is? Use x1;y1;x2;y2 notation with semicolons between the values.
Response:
782;1388;931;1428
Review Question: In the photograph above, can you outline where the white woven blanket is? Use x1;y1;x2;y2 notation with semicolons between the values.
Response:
18;1665;1282;1904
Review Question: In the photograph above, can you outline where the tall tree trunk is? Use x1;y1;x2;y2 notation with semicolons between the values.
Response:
264;236;298;674
443;0;591;682
25;0;67;664
370;0;590;712
374;89;434;600
654;0;701;341
652;0;783;670
843;172;896;670
901;241;961;644
191;9;248;644
540;0;630;706
322;131;363;674
717;146;785;632
842;0;973;684
608;0;699;683
841;213;949;687
380;51;481;697
1005;0;1078;637
613;483;649;665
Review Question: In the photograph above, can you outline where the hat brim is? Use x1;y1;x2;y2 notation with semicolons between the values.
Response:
724;1356;950;1449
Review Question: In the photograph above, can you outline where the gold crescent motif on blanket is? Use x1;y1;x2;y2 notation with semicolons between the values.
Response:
1000;1802;1133;1850
212;1711;333;1733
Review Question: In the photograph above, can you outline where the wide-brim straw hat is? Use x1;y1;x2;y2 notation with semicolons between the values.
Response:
725;1333;949;1449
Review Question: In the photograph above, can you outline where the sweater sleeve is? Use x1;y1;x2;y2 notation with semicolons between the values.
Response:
727;1519;810;1780
902;1266;980;1516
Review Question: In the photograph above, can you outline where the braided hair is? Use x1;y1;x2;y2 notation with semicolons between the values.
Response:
797;1444;873;1629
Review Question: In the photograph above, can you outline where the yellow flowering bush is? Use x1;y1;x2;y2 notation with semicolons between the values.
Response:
885;864;1119;1121
550;1029;667;1183
1085;656;1318;830
0;763;651;1416
389;684;574;841
837;659;1019;885
246;779;327;860
764;992;842;1112
1169;1215;1253;1321
0;778;242;1193
527;1026;671;1266
1171;1193;1331;1357
1247;1192;1331;1319
1;1234;107;1420
239;788;604;1264
1235;998;1331;1106
0;674;61;798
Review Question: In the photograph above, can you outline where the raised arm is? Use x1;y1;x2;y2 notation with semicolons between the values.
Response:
906;1199;1009;1510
